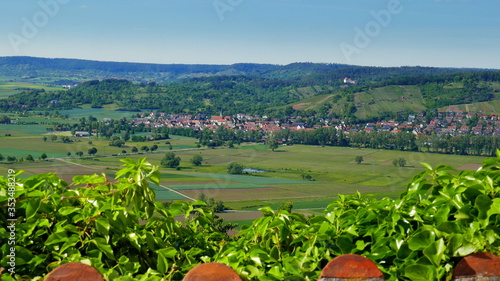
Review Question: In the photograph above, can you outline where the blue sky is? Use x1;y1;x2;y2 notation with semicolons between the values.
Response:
1;0;499;68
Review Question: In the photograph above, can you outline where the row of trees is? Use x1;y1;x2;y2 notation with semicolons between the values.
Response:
0;152;50;163
272;128;500;156
159;152;204;169
42;135;72;143
167;123;500;157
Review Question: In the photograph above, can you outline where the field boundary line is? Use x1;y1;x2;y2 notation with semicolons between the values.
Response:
55;158;97;169
55;158;195;201
150;181;196;201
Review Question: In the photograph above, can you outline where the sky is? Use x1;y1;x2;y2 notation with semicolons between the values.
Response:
1;0;499;68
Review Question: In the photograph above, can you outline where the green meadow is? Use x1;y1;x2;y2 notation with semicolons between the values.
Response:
58;108;136;119
0;128;490;212
0;81;65;99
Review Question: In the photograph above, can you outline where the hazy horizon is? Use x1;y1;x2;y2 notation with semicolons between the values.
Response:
4;55;500;70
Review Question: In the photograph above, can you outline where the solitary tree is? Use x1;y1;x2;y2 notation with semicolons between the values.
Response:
121;130;131;141
42;136;47;142
0;153;4;162
267;138;279;152
50;135;58;142
302;174;313;181
161;152;181;168
278;200;294;213
131;147;138;153
227;162;244;175
76;151;84;157
88;147;98;156
141;146;150;152
190;154;204;166
40;153;48;161
109;137;125;147
0;115;11;124
355;156;364;164
67;152;72;157
393;157;406;167
61;136;72;143
25;154;34;162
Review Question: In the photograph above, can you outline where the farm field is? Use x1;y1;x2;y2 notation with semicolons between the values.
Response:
0;124;50;136
0;112;493;228
0;81;64;99
58;108;137;120
1;131;490;215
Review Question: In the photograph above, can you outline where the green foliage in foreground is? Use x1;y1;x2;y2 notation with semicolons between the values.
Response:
1;155;500;280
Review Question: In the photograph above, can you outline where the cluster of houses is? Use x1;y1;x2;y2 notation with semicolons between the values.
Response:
131;112;297;133
129;110;500;137
363;111;500;136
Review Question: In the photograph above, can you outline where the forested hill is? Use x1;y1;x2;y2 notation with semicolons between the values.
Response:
3;71;500;120
0;56;494;83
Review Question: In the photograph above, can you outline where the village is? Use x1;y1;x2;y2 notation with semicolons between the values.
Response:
130;110;500;137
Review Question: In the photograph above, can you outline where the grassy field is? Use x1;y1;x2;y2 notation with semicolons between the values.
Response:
0;124;50;136
2;137;489;212
0;133;491;227
0;81;64;99
58;108;136;119
0;122;491;219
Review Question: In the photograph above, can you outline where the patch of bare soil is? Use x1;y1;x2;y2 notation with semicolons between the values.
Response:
458;163;482;171
180;188;314;202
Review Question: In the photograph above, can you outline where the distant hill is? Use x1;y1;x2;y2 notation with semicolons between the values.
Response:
0;56;494;84
1;56;500;121
0;56;355;82
2;71;499;121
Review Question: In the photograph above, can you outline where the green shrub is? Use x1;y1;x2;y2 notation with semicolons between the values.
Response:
2;154;500;280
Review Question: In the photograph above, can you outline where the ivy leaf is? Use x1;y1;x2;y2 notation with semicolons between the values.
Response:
488;198;500;217
58;206;81;216
475;194;492;227
25;198;41;219
92;237;115;260
95;217;111;236
408;228;436;251
404;264;435;281
423;238;446;266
